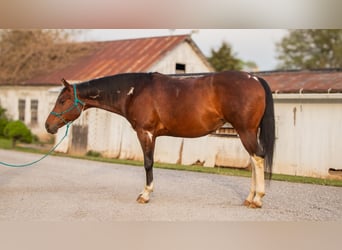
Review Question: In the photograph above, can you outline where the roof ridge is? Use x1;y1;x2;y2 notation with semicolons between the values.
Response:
75;34;190;45
257;68;342;75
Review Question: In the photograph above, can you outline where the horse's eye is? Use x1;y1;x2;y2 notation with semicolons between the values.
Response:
59;99;66;105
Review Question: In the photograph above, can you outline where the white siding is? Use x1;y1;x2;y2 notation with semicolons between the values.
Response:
149;42;212;74
272;94;342;178
87;109;142;160
74;93;342;179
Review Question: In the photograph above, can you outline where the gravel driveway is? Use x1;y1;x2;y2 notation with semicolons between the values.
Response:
0;149;341;221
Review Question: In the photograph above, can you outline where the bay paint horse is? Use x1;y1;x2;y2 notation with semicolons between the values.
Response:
45;71;275;208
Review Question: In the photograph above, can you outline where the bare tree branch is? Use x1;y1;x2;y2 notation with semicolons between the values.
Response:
0;29;95;84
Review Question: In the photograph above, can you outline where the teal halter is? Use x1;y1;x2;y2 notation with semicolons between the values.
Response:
50;84;85;124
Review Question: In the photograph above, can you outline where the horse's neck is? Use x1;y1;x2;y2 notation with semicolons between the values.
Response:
79;80;128;116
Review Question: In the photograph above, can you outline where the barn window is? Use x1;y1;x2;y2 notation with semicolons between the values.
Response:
213;122;238;137
18;99;25;122
31;99;38;125
175;63;186;74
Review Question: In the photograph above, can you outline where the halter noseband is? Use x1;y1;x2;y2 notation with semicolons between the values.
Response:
50;84;85;125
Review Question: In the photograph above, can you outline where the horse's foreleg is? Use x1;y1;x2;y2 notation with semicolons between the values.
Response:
137;153;154;204
136;130;155;204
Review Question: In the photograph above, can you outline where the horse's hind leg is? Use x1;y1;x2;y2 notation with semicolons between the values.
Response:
237;129;265;208
243;160;256;207
249;155;265;208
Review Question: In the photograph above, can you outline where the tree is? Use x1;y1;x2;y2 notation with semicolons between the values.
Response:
276;29;342;70
0;29;94;84
243;60;258;72
207;42;243;71
3;121;33;148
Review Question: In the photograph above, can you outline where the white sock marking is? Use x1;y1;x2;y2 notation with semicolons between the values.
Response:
140;182;154;201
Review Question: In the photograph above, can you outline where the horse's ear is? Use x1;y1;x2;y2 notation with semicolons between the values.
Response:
61;78;71;88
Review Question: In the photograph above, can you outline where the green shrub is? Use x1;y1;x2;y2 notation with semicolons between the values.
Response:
3;120;33;147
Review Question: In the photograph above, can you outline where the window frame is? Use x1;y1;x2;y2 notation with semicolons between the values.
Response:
175;63;186;74
30;99;38;125
18;99;26;122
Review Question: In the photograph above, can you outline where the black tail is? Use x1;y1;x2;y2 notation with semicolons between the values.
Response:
257;77;275;179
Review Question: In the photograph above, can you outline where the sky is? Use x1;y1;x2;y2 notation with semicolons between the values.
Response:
75;29;288;71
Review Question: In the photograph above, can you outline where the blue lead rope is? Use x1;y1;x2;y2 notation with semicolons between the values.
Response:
0;122;71;168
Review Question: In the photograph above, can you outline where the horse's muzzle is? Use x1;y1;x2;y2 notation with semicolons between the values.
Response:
45;122;58;134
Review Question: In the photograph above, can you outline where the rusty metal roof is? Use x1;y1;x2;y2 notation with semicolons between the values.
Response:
25;34;198;85
169;69;342;94
259;69;342;93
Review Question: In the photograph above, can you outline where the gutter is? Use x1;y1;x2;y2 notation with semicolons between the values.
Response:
273;92;342;101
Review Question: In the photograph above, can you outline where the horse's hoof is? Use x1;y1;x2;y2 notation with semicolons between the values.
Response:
248;201;262;209
136;194;149;204
243;200;251;207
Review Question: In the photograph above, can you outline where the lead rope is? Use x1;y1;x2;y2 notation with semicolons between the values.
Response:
0;122;71;168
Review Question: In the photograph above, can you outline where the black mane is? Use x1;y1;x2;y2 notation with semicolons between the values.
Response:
77;72;153;103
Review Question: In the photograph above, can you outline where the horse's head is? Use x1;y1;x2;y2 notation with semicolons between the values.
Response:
45;79;85;134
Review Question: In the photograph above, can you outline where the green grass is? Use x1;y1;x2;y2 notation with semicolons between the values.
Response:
1;141;342;187
83;155;253;177
0;137;13;149
77;154;342;187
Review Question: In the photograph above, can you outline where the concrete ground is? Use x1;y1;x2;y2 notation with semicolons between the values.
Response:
0;149;341;221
